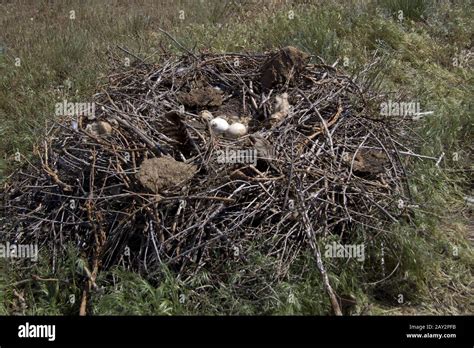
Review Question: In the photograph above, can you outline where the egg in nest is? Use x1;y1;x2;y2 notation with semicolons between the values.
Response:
226;122;247;138
210;117;229;134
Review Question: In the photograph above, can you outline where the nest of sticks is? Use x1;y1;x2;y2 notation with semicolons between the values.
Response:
1;46;413;313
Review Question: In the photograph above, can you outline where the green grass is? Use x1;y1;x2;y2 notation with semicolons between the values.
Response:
0;0;472;315
378;0;432;21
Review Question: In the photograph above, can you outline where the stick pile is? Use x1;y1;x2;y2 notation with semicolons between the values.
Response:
1;47;412;313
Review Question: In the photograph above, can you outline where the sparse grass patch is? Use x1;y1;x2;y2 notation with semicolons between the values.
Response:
378;0;432;21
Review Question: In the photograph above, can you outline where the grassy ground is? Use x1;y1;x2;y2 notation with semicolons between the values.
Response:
0;0;472;315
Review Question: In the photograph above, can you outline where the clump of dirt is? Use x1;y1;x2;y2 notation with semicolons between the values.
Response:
178;86;223;108
352;149;389;175
136;156;197;193
217;97;245;118
261;46;310;90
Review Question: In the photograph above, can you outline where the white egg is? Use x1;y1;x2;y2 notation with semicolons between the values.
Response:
210;117;229;134
226;122;247;138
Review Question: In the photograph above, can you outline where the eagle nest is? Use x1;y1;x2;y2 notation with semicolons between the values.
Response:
1;46;414;314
